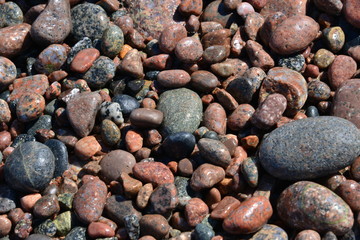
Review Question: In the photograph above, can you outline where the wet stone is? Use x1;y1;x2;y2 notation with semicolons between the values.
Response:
190;70;219;93
305;106;320;117
33;195;60;218
278;181;354;235
71;3;109;41
139;214;170;239
277;54;305;72
44;139;69;178
88;222;116;239
11;134;36;148
210;196;241;220
100;101;124;125
101;24;124;58
0;2;23;28
307;80;331;102
133;161;174;186
202;0;237;28
259;116;360;181
112;94;140;117
162;132;195;160
83;56;116;89
4;141;55;193
0;23;32;58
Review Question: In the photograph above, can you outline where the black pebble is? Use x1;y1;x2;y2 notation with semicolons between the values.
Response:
162;132;196;160
306;106;320;117
45;139;69;178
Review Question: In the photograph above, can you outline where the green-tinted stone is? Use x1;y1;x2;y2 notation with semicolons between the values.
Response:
58;193;74;210
157;88;203;136
134;80;152;100
53;211;73;236
101;25;124;58
314;49;335;69
323;27;345;53
101;119;121;146
0;2;23;28
34;219;57;237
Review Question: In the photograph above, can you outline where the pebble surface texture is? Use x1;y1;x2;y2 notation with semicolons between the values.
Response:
259;116;360;180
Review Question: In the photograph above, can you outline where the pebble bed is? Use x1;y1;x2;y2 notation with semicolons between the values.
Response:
0;0;360;239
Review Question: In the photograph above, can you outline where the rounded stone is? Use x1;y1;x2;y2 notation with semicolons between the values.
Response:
83;56;116;89
64;227;86;240
250;224;288;240
71;3;109;41
184;198;209;227
307;80;331;102
175;37;203;63
33;195;60;218
314;0;342;16
336;180;360;212
101;24;124;58
344;0;360;29
313;48;335;69
277;54;305;72
70;48;100;73
157;70;191;88
99;101;124;125
87;222;115;239
328;55;357;90
100;150;136;183
197;138;232;168
0;23;32;58
0;2;23;27
16;92;45;123
101;119;121;146
139;214;170;239
4;141;55;193
112;94;140;117
0;215;11;237
44;139;69;178
0;57;17;91
133;162;174;186
190;70;219;93
228;104;255;131
203;103;226;135
26;234;52;240
294;230;321;240
203;45;228;64
159;24;187;53
157;88;202;136
190;163;225;191
34;44;68;75
323;27;345;53
161;132;196;160
130;108;163;128
277;181;354;235
202;0;236;28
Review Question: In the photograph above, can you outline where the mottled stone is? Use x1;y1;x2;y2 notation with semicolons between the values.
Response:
0;57;16;91
308;80;331;102
213;88;239;111
16;93;45;123
203;103;226;135
250;224;288;240
198;138;231;168
159;24;187;53
112;94;140;117
73;177;107;224
100;101;124;125
245;12;264;40
228;104;255;131
88;222;115;239
0;100;11;124
118;49;144;78
11;134;36;148
71;3;109;41
0;215;12;237
323;27;345;53
157;88;202;136
104;195;141;225
157;70;191;88
202;0;237;28
0;185;16;213
260;0;307;17
148;183;178;215
277;181;353;235
101;24;124;58
223;196;273;234
33;195;60;218
314;48;335;69
246;40;274;71
9;74;49;102
100;150;136;183
133;162;174;186
328;55;357;90
83;56;116;89
211;196;241;220
175;37;203;63
66;92;102;138
344;0;360;29
241;157;259;188
259;11;287;46
66;37;93;65
143;54;172;70
184;198;208;227
136;183;153;209
336;180;360;212
278;54;305;72
139;214;170;239
53;211;72;236
27;114;52;136
101;119;121;146
259;116;360;180
0;23;32;58
30;0;71;46
203;45;228;64
34;44;67;74
0;2;23;27
190;163;225;191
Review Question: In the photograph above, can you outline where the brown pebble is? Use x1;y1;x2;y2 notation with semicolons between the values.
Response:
213;88;239;111
133;162;174;186
0;131;11;151
190;163;225;191
351;156;360;181
336;180;360;212
114;15;134;35
244;12;264;40
0;23;32;58
191;70;219;93
33;194;60;218
157;70;191;88
328;55;357;90
8;208;24;225
179;0;203;16
119;49;144;78
139;214;171;239
0;215;12;237
175;37;203;63
125;129;143;153
228;104;255;131
178;158;194;177
88;222;115;238
205;187;222;209
246;40;274;71
148;183;179;215
185;198;209;227
203;103;227;135
294;230;321;240
120;172;143;199
143;54;172;70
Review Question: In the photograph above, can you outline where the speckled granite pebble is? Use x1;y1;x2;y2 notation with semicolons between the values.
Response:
101;24;124;58
34;44;68;75
0;2;23;28
249;224;288;240
259;116;360;180
0;57;17;91
0;23;32;58
278;181;353;235
83;56;116;89
64;227;87;240
100;101;124;125
0;185;17;213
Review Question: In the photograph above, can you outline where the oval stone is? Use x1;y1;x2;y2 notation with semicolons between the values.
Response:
44;139;69;178
277;181;354;235
130;108;163;128
100;150;136;183
161;132;196;160
259;116;360;181
4;141;55;193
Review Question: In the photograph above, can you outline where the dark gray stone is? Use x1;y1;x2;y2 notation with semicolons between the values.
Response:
5;141;56;193
0;2;23;28
174;177;202;208
45;139;69;178
124;214;140;240
104;195;140;226
34;219;57;237
64;227;87;240
157;88;202;136
277;54;305;72
45;99;62;116
112;94;139;117
11;134;36;148
193;223;215;240
27;115;52;136
0;184;17;213
259;116;360;180
83;56;115;89
162;132;196;160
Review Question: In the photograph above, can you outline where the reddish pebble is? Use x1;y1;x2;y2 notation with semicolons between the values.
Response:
133;162;174;186
70;48;100;73
157;70;191;88
159;24;187;53
237;2;255;18
20;193;42;212
336;180;360;212
228;104;255;131
211;196;241;220
328;55;357;90
16;92;45;123
190;163;225;191
0;131;11;151
0;215;12;237
203;103;227;135
175;37;203;63
351;156;360;181
33;194;60;218
143;54;172;70
74;136;101;160
125;129;143;153
0;99;11;123
88;222;115;238
179;0;203;16
185;198;209;227
139;214;171;239
294;230;321;240
136;183;153;209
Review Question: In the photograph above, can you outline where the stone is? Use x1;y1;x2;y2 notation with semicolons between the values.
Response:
294;230;321;240
314;0;343;16
277;54;305;72
139;214;170;239
260;0;307;17
133;162;174;186
23;4;46;25
336;180;360;212
44;139;69;178
0;23;32;58
159;24;187;53
237;2;255;18
246;40;274;71
112;94;140;117
203;103;226;135
26;115;52;136
0;215;12;237
100;101;124;125
100;150;136;183
250;224;288;240
143;54;172;70
0;57;17;91
33;195;60;218
30;0;71;46
157;70;191;88
157;88;202;136
148;183;178;215
228;104;255;131
71;3;109;41
184;198;209;227
269;15;319;55
64;227;86;240
34;219;57;237
9;74;48;102
175;37;203;63
344;0;360;29
20;193;42;212
179;0;202;16
74;136;101;160
259;116;360;180
136;183;153;209
66;37;93;65
241;157;259;188
11;134;36;148
323;27;345;53
210;196;241;220
161;132;196;160
104;195;141;225
198;138;232;168
130;108;163;128
26;234;52;240
194;224;215;240
73;177;107;224
88;222;115;239
223;196;272;234
118;49;144;78
101;119;121;146
314;48;335;69
53;211;73;236
125;129;143;153
190;163;225;191
101;24;124;58
4;141;55;193
66;92;102;138
190;70;219;93
245;12;265;40
70;48;100;73
0;2;23;27
213;88;239;111
307;80;331;102
332;79;360;128
83;56;116;89
16;93;45;123
202;0;237;28
277;181;353;235
328;55;357;90
203;45;228;64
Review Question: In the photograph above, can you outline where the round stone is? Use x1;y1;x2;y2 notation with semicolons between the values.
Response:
161;132;196;160
323;27;345;53
112;94;140;117
0;2;23;27
0;57;17;91
34;44;68;75
83;56;116;89
101;119;121;146
101;24;124;58
100;150;136;183
99;101;124;125
175;37;203;63
129;108;163;128
4;141;55;193
16;92;45;123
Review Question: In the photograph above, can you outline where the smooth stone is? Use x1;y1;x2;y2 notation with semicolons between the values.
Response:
175;37;203;63
157;70;191;88
83;56;115;89
0;23;32;58
323;27;345;53
0;2;23;27
9;74;49;102
133;162;174;186
148;183;179;215
70;48;100;73
101;119;121;146
11;134;36;148
66;37;93;65
190;163;225;191
260;0;307;17
190;70;219;93
26;115;52;136
162;132;196;160
44;139;69;178
259;116;360;180
30;0;71;46
277;181;354;235
314;48;335;69
0;185;17;213
314;0;343;16
104;195;141;226
140;214;170;239
307;80;331;102
25;234;52;240
159;24;187;53
112;94;140;117
53;211;73;236
211;196;241;220
194;223;215;240
100;150;136;183
118;49;144;78
203;103;226;135
344;0;360;29
202;0;237;28
16;92;45;123
33;195;60;218
184;198;208;227
101;24;124;58
4;141;55;193
305;106;320;117
88;222;115;239
328;55;357;90
157;88;202;136
64;227;87;240
198;138;232;168
0;99;11;124
99;101;124;125
0;57;17;91
277;54;305;72
66;92;102;138
203;45;228;64
34;44;67;75
71;3;109;41
249;224;288;240
0;215;12;237
130;108;163;128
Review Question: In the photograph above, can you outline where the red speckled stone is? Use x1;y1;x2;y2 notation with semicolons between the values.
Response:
0;215;12;237
16;93;45;123
74;136;101;160
202;0;237;28
175;37;203;63
336;180;360;212
157;69;191;88
159;24;187;53
148;183;178;215
246;40;274;71
223;196;273;234
203;103;226;135
260;0;307;17
73;177;108;224
0;57;17;91
0;131;11;151
133;162;174;186
70;48;100;73
179;0;202;16
190;163;225;191
125;129;143;153
33;195;60;218
294;230;321;240
211;196;241;220
139;214;170;239
184;198;209;227
88;222;115;238
328;55;357;90
9;74;49;102
344;0;360;29
143;54;172;70
0;23;32;58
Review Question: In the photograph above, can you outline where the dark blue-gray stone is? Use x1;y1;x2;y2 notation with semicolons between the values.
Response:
27;115;52;135
4;141;56;193
64;227;87;240
71;3;109;41
175;176;202;208
11;134;36;148
259;116;360;180
277;54;305;72
124;214;140;240
83;56;115;89
112;94;140;117
0;90;10;101
66;37;93;65
202;131;219;140
45;99;62;116
0;184;17;213
193;223;215;240
157;88;202;136
34;219;57;237
25;234;52;240
162;132;196;160
45;139;69;178
306;106;320;117
250;224;288;240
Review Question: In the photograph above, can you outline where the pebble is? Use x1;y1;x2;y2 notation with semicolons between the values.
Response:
194;223;215;240
11;134;36;148
157;88;202;136
74;135;101;160
20;193;42;212
162;132;196;160
246;40;274;71
34;219;57;237
148;183;178;215
139;214;170;239
241;157;259;187
66;92;102;138
259;12;287;46
121;173;142;198
244;12;265;41
213;88;239;111
179;0;202;16
203;103;226;135
27;114;52;136
26;234;52;240
125;129;143;153
99;101;124;125
0;2;23;28
71;3;109;41
351;156;360;181
237;2;255;18
202;0;236;28
143;54;172;70
33;195;60;218
323;27;345;53
44;139;69;178
0;57;17;91
307;80;331;102
159;24;187;53
16;93;45;123
314;48;335;69
269;15;320;55
228;104;255;131
100;150;136;183
23;4;46;25
306;106;320;117
129;108;163;128
101;24;124;58
203;45;228;64
112;94;140;117
336;180;360;212
184;198;209;227
119;49;144;78
211;58;248;78
157;70;191;88
190;70;219;93
198;138;231;168
88;222;115;239
73;177;108;224
0;23;32;58
0;131;11;151
136;183;153;209
211;196;241;220
70;48;100;73
133;161;174;186
0;215;12;237
105;195;141;226
66;37;93;65
314;0;343;16
277;181;353;235
190;163;225;191
101;119;121;146
328;55;357;90
260;0;307;17
294;230;321;240
259;116;360;180
250;224;288;240
30;0;71;46
4;141;55;193
344;0;360;29
53;211;72;236
83;56;116;89
64;227;87;240
175;37;203;63
277;54;305;72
